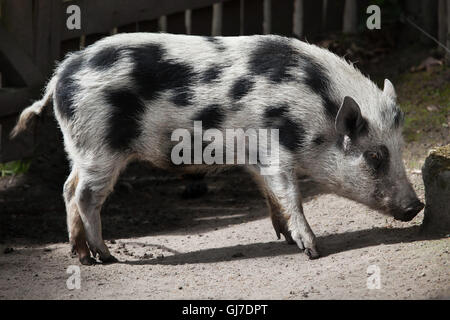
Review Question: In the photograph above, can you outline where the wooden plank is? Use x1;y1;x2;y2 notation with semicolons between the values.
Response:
2;0;34;57
0;87;41;117
84;33;108;47
0;48;26;87
270;0;294;36
0;114;35;162
166;11;186;34
222;0;241;35
138;19;159;32
212;3;223;35
293;0;303;38
61;0;231;40
33;0;62;76
324;0;345;32
191;6;213;35
0;25;44;87
0;85;41;161
303;0;323;40
117;22;138;33
242;0;264;35
60;38;81;59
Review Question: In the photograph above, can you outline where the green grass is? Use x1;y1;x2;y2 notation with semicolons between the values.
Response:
395;66;450;142
0;160;31;177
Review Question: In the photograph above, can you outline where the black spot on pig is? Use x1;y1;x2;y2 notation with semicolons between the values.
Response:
130;44;197;107
55;53;84;120
172;90;193;107
230;77;255;100
264;104;306;151
193;104;225;130
89;46;122;70
312;135;325;145
201;65;222;83
249;37;299;83
105;89;146;150
297;53;339;119
264;104;289;118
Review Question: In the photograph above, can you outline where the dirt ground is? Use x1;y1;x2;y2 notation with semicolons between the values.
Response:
0;40;449;300
0;167;449;299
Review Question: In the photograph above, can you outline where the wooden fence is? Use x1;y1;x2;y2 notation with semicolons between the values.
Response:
0;0;443;162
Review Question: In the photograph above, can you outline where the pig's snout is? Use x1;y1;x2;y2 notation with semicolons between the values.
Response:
393;199;424;222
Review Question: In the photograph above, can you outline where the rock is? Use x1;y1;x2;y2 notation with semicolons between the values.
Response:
421;145;450;233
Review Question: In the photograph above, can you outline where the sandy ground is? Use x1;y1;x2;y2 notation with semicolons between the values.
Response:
0;167;448;300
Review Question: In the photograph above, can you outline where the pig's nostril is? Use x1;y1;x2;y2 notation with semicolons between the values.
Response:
407;200;424;213
403;200;424;220
393;200;424;222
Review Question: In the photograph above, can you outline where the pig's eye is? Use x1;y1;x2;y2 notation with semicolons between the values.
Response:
367;152;381;168
364;145;389;172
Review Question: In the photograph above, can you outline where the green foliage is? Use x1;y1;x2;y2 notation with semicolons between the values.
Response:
0;160;31;177
396;67;450;142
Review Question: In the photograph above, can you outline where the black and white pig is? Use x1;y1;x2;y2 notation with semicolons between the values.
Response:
11;33;424;264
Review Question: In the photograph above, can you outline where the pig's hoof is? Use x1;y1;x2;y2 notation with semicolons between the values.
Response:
283;231;296;245
100;254;118;264
304;247;320;260
80;256;96;266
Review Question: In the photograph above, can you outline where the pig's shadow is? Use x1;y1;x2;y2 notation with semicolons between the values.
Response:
121;226;445;265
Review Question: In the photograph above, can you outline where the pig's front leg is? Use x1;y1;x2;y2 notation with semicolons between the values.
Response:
262;169;320;259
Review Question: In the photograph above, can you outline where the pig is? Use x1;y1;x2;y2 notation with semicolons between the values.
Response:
11;33;424;264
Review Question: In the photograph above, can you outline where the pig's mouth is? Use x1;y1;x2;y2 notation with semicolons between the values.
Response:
391;200;425;222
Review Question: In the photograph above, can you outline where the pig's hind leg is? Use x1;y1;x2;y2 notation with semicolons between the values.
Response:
73;160;126;264
264;192;296;245
63;168;95;265
257;168;320;259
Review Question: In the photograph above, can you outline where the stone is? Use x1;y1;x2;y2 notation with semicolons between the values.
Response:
421;144;450;233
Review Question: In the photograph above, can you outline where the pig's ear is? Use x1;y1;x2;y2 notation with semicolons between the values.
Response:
335;96;367;138
383;79;397;100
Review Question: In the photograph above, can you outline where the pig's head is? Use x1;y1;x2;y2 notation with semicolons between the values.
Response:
328;79;424;221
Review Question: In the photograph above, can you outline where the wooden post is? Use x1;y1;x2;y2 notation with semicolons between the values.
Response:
263;0;271;34
447;0;450;62
293;0;303;38
342;0;358;34
167;11;186;34
191;6;213;35
420;0;438;45
324;0;345;32
222;0;241;35
2;0;34;57
303;0;323;40
212;3;223;35
242;0;264;35
270;0;294;36
438;0;447;47
138;19;159;33
33;0;62;76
